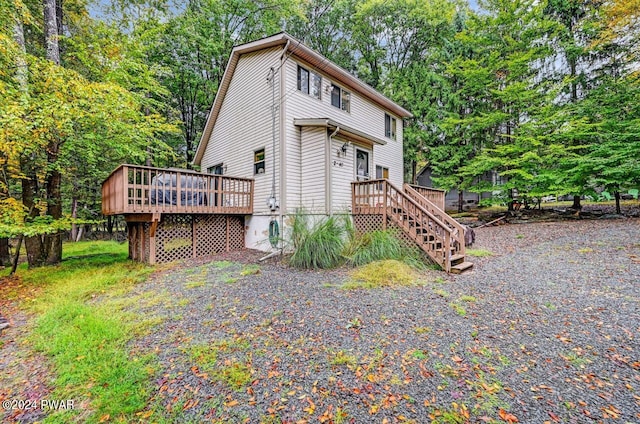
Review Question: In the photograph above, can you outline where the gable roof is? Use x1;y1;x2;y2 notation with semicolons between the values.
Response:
194;32;413;165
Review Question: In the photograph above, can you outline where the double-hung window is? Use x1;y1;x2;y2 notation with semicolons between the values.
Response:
254;149;265;174
330;84;350;112
297;65;321;99
385;113;396;140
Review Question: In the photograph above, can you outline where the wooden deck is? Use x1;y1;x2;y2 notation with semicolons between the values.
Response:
102;164;254;216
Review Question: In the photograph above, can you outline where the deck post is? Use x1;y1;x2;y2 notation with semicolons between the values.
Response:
382;180;388;230
226;216;230;252
192;216;197;258
148;214;160;265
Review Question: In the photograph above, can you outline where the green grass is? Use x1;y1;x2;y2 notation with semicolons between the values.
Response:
465;249;493;257
5;241;157;422
185;338;253;391
459;295;477;303
450;302;467;317
342;259;423;289
329;350;358;367
240;264;261;276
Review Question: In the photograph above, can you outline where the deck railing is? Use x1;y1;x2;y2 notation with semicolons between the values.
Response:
407;184;445;211
404;184;465;258
102;164;254;216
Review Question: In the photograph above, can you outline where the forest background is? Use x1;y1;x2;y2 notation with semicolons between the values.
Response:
0;0;638;267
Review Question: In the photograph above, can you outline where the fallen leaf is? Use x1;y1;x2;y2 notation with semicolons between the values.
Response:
499;408;519;423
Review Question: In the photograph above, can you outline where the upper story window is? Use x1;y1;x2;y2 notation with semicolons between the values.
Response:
297;65;321;99
330;84;351;113
254;148;265;174
385;113;397;140
207;163;224;175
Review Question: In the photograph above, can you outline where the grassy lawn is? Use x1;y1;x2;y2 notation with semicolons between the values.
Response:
1;241;159;423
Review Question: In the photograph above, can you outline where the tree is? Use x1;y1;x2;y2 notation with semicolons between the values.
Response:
1;0;176;267
147;0;301;167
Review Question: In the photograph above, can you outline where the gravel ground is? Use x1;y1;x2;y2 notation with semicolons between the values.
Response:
125;218;640;423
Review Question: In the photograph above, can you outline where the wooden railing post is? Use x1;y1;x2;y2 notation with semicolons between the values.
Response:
382;180;387;229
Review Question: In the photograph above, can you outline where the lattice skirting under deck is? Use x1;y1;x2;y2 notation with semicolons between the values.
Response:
127;214;244;264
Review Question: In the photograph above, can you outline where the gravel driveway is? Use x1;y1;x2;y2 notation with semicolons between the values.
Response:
131;218;640;423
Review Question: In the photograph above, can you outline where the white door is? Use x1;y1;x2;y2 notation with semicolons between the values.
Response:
355;149;370;181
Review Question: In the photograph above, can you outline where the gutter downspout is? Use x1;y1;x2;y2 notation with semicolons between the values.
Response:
278;40;289;251
327;125;340;215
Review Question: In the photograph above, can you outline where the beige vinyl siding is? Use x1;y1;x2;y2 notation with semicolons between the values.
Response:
298;127;326;213
284;57;404;202
201;47;282;215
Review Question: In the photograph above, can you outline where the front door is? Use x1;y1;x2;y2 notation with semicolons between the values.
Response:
355;149;370;181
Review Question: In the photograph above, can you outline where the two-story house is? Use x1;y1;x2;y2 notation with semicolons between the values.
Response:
102;32;470;272
193;32;412;249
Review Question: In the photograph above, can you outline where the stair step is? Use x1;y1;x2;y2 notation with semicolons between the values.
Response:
451;261;473;274
450;254;465;266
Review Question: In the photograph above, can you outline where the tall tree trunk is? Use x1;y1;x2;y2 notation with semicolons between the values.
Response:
41;0;63;265
0;239;10;266
458;190;463;213
614;191;621;215
43;0;60;65
411;161;417;185
571;195;581;210
70;196;78;241
22;174;47;267
44;146;63;264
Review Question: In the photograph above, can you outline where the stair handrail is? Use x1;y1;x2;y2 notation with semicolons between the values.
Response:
403;183;466;257
385;181;452;271
351;179;454;270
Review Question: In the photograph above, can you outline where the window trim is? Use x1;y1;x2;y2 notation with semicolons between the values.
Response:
385;113;397;140
297;64;322;100
254;148;265;175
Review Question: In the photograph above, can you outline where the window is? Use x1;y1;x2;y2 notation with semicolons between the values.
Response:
254;149;265;174
376;165;389;180
297;65;321;99
376;165;389;189
330;84;350;112
207;163;224;175
385;113;396;140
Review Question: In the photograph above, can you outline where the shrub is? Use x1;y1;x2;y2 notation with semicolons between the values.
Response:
343;229;429;269
289;212;345;269
343;229;403;266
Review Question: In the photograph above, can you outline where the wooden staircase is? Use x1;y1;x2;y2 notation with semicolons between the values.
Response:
352;179;472;273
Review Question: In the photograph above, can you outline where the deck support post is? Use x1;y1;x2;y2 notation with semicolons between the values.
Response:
226;216;230;252
148;214;160;265
192;217;197;258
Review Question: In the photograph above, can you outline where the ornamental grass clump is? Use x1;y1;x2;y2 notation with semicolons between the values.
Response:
343;228;429;269
289;212;345;269
343;229;404;266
